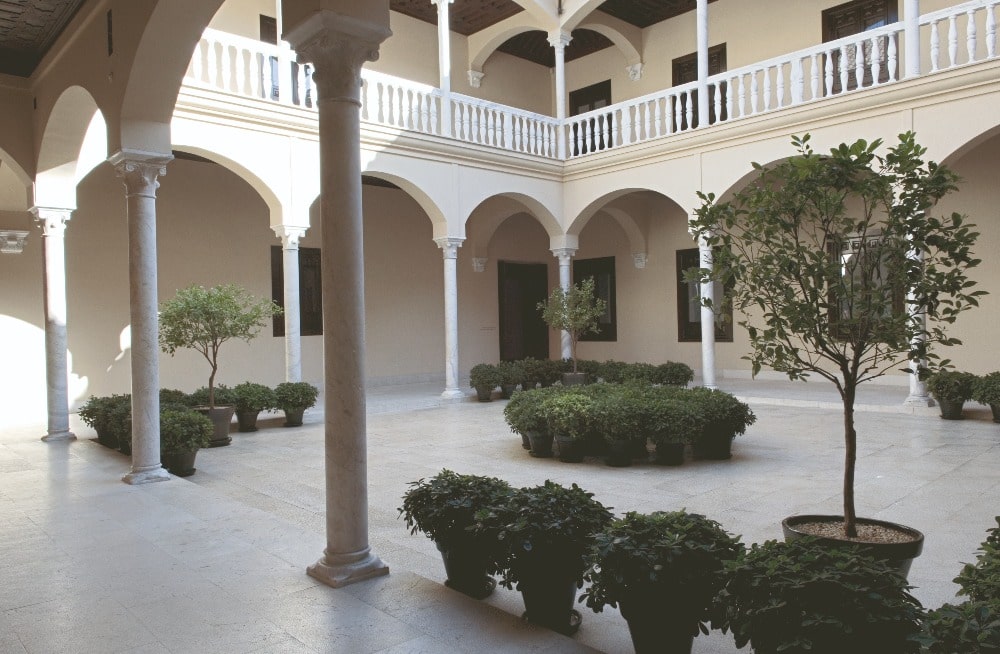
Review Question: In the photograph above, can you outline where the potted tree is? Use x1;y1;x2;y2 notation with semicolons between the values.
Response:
927;370;978;419
691;133;983;568
159;406;213;477
159;284;281;447
581;510;745;654
476;480;613;635
712;537;925;654
230;382;276;432
537;277;607;385
469;363;500;402
399;470;513;599
972;372;1000;423
274;381;319;427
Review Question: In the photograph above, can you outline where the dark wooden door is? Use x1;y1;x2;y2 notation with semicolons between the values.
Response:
498;262;549;361
671;44;727;130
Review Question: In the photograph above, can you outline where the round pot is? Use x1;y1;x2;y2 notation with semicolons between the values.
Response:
605;440;632;467
520;432;531;450
475;386;493;402
96;427;119;450
692;429;734;460
629;437;650;461
555;434;585;463
990;403;1000;423
236;409;260;432
436;542;495;600
653;442;685;466
161;449;198;477
937;398;965;420
515;555;581;635
282;407;305;427
500;384;517;400
619;594;695;654
561;372;589;386
526;429;553;458
117;432;132;455
782;514;925;579
195;405;235;447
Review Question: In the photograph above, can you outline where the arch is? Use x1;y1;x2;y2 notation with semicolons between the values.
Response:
598;207;647;256
568;187;685;235
575;21;641;67
171;145;285;225
558;0;608;30
465;193;563;256
0;146;33;211
360;171;449;240
939;123;1000;168
469;22;542;73
35;86;106;209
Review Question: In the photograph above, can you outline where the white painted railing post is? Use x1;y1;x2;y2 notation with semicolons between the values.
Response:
434;0;454;137
696;0;709;127
905;0;921;77
278;42;294;105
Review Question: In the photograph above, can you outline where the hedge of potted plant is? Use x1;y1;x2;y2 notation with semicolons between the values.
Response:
686;387;757;460
543;390;594;463
649;397;705;466
914;601;1000;653
503;387;554;451
399;470;513;599
582;510;745;654
230;382;276;432
593;387;646;466
955;517;1000;606
469;363;500;402
159;406;213;477
497;360;525;399
653;361;695;387
476;480;613;635
78;394;125;449
274;381;319;427
713;537;926;654
972;372;1000;423
927;370;979;420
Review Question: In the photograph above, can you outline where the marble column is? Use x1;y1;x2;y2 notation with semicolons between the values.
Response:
433;0;454;137
905;248;934;406
435;237;464;399
549;30;571;158
110;152;173;485
904;0;921;78
273;225;307;382
286;12;391;588
698;234;718;389
32;207;76;442
552;247;576;361
696;0;710;126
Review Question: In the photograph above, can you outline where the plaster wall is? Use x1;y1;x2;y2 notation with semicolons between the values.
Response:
209;0;278;39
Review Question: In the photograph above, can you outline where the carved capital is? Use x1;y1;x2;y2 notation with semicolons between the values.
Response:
547;31;572;50
467;69;484;88
31;207;72;237
551;247;577;263
472;257;488;273
0;230;29;253
632;252;648;269
434;236;464;260
626;62;644;81
109;151;172;198
431;0;455;8
273;225;308;249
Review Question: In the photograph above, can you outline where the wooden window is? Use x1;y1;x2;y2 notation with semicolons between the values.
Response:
827;234;905;339
259;15;278;45
671;44;727;130
569;80;612;154
677;248;733;342
822;0;898;93
271;246;323;336
574;256;617;342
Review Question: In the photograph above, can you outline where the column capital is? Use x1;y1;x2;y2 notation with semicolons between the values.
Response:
110;151;172;197
472;257;488;273
434;236;464;259
467;69;484;88
273;225;308;249
0;230;29;254
547;30;572;49
31;207;73;236
285;12;391;103
551;247;577;262
431;0;455;8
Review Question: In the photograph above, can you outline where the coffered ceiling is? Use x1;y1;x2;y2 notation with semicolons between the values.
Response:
0;0;87;77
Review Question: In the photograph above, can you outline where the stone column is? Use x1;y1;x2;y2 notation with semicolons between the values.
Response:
110;152;173;485
698;234;718;389
905;248;934;406
904;0;921;78
433;0;454;137
286;11;391;588
435;237;464;399
32;207;76;442
273;225;308;382
696;0;710;126
549;30;571;159
551;247;576;360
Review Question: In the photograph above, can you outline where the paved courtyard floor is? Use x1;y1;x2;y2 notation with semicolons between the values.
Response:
1;379;998;653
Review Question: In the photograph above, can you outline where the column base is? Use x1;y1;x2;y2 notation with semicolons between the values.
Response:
41;429;76;442
122;466;172;485
903;394;935;407
441;388;466;401
307;547;389;588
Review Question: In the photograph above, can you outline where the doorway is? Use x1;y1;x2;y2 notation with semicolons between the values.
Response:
498;261;549;361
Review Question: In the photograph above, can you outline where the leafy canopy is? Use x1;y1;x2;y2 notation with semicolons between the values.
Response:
537;277;607;372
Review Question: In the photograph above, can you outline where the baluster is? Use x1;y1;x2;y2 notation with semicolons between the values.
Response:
573;118;583;155
713;81;723;119
685;89;694;128
763;67;772;111
401;90;411;129
415;93;424;132
384;85;394;125
610;109;619;148
638;101;647;139
987;3;997;59
220;45;233;91
248;51;260;97
621;105;632;145
725;78;734;121
750;72;759;114
206;40;219;88
809;54;819;101
791;58;803;105
869;36;881;86
949;14;959;67
430;95;439;135
738;74;747;118
376;82;386;123
839;45;850;93
527;120;536;155
930;19;941;71
478;107;487;143
967;9;978;63
824;48;834;95
672;94;682;131
775;64;785;108
189;39;203;83
296;65;307;108
854;41;865;89
263;51;277;101
234;49;246;95
595;114;604;150
887;34;898;82
502;113;512;149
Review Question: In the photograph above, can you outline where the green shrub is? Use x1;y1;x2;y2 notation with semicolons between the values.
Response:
78;395;117;432
274;382;319;411
159;407;213;454
927;371;978;403
653;361;695;387
399;470;513;547
503;387;555;435
913;601;1000;653
955;517;1000;605
469;363;501;390
543;390;595;441
497;360;525;387
598;360;630;383
972;372;1000;406
159;388;192;407
649;396;706;446
686;387;756;439
230;382;276;413
189;384;234;407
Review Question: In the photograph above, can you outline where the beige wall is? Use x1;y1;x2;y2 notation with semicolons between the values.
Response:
210;0;278;39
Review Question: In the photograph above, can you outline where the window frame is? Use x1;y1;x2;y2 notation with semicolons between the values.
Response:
271;245;323;337
574;256;617;342
677;247;733;343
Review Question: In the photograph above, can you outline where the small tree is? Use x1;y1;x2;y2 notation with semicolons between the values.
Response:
159;284;282;408
690;133;983;538
537;277;607;373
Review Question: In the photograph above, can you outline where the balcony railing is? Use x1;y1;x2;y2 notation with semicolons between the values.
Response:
183;0;998;161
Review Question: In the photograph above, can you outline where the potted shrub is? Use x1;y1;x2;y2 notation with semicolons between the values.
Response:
593;386;645;466
476;480;613;635
497;360;524;399
159;406;213;477
469;363;500;402
159;284;281;447
274;381;318;427
537;277;607;385
230;382;276;432
503;387;555;453
686;387;756;460
518;357;542;391
582;510;745;654
713;537;925;654
691;134;982;562
159;388;192;407
649;396;705;466
543;389;594;463
653;361;695;387
955;517;1000;606
107;394;133;454
78;395;119;449
972;372;1000;423
399;470;513;599
915;601;1000;653
927;370;978;420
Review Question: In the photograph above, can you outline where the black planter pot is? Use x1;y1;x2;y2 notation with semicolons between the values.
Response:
692;430;734;460
500;384;517;399
630;437;650;461
282;407;305;427
782;514;925;579
561;372;589;386
619;594;695;654
117;432;132;455
526;430;553;458
991;403;1000;423
937;398;965;420
520;432;531;449
515;555;582;635
161;449;198;477
475;386;493;402
236;409;260;432
196;405;235;447
653;442;685;466
605;440;633;467
96;427;119;450
436;542;496;600
556;434;585;463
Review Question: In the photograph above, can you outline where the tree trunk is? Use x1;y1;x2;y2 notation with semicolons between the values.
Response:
842;384;858;538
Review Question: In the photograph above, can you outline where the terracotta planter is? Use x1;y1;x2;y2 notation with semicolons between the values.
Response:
195;405;235;447
161;449;198;477
782;514;924;579
236;409;260;432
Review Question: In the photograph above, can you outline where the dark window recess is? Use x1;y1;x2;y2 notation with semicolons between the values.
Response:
569;80;612;154
574;256;617;342
271;246;323;337
677;248;733;343
822;0;898;93
259;15;278;45
827;235;904;340
498;262;550;362
671;44;727;130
